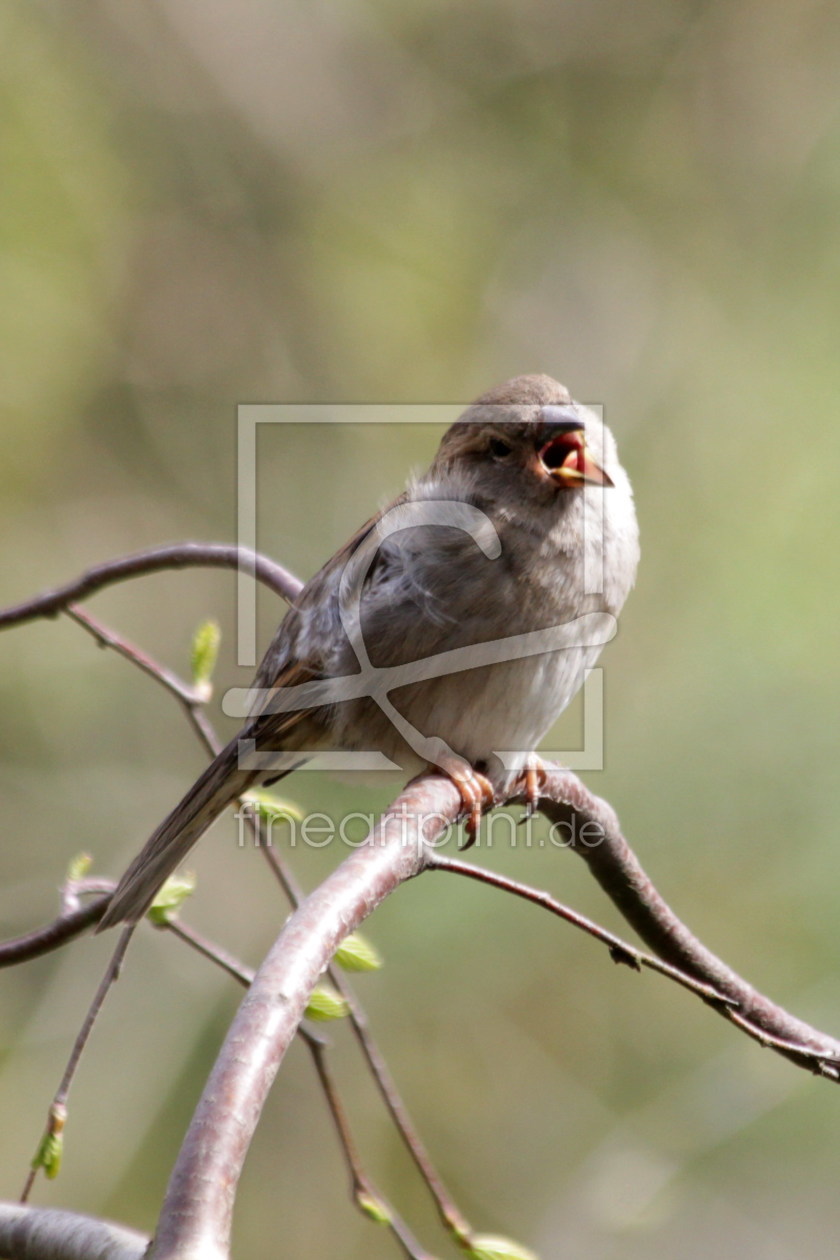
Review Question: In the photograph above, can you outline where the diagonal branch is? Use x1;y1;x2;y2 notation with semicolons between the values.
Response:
258;842;473;1242
427;855;739;1006
513;767;840;1076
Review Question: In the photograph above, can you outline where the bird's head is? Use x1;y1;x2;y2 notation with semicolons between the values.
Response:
431;374;614;507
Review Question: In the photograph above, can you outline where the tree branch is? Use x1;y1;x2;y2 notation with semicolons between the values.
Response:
149;778;452;1260
258;840;474;1242
0;899;109;968
0;1203;147;1260
0;543;302;629
21;926;136;1203
428;855;739;1006
515;767;840;1075
160;920;433;1259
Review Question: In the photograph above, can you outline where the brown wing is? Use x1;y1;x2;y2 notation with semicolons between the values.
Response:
247;493;408;737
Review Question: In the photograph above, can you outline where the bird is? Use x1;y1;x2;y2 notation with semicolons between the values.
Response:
98;374;639;930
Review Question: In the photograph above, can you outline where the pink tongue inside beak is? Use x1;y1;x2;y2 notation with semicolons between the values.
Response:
539;433;613;487
564;433;586;474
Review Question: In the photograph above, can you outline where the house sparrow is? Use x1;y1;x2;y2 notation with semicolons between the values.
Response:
98;374;639;929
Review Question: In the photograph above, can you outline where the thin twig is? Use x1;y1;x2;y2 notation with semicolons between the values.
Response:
62;877;116;915
335;974;471;1241
21;926;135;1202
65;605;222;763
0;543;302;630
65;606;202;705
160;919;254;986
50;923;134;1105
724;1009;840;1074
428;855;737;1008
305;1038;434;1260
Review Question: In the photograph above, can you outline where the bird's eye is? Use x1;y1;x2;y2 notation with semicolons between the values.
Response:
489;437;513;459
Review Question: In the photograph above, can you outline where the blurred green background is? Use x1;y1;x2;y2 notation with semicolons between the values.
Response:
2;1;840;1256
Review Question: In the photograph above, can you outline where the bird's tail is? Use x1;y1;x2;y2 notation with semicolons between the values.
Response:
97;736;258;931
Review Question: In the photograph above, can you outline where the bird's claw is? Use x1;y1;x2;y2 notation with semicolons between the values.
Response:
431;760;495;848
459;769;495;847
517;754;548;823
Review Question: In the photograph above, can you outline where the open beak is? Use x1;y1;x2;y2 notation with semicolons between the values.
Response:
536;407;613;488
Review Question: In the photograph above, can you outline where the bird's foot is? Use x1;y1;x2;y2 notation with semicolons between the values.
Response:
431;757;495;849
517;754;549;821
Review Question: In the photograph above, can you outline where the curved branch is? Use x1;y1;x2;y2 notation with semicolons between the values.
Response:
0;1202;147;1260
0;543;303;629
155;918;433;1258
149;776;457;1260
258;839;473;1242
0;898;109;968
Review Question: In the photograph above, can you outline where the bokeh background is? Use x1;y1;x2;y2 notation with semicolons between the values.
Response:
2;1;840;1256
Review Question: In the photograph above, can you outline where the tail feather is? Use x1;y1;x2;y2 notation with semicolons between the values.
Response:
97;738;256;931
